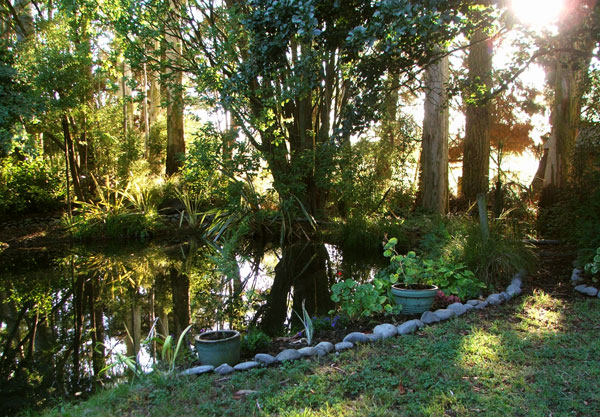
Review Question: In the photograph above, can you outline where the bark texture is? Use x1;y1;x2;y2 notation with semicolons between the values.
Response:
420;53;449;214
462;29;492;203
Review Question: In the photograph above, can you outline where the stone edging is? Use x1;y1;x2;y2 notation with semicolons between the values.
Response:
180;271;527;376
571;268;600;297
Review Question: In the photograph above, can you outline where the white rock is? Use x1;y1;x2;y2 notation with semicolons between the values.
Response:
373;323;398;339
254;353;277;366
314;341;334;356
180;365;214;376
366;333;382;342
433;309;456;321
582;286;599;297
343;332;371;344
571;268;584;283
474;301;489;310
511;276;523;287
506;283;522;297
421;311;441;324
574;284;588;293
486;294;502;306
463;303;474;312
297;346;318;357
335;341;353;351
466;300;480;306
276;349;302;362
397;319;423;335
214;363;235;375
447;303;467;316
234;361;260;371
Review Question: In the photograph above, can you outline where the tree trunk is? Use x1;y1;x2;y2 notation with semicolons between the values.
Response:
420;52;449;214
164;9;185;176
61;115;84;201
169;266;190;337
462;29;492;203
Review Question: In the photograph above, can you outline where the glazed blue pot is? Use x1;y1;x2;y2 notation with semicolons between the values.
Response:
195;330;240;367
391;284;438;314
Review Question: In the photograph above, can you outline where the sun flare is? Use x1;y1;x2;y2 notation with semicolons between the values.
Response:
511;0;565;27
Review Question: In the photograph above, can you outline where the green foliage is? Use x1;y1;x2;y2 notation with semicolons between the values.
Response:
65;173;166;240
584;247;600;280
240;328;271;356
462;224;536;289
293;301;314;346
159;324;193;374
384;237;485;300
0;155;64;216
330;279;390;320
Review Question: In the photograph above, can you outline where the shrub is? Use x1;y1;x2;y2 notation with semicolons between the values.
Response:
240;328;271;356
330;279;395;320
462;224;536;290
0;156;63;216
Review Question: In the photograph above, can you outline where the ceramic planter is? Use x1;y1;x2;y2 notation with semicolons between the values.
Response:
391;284;438;314
195;330;240;367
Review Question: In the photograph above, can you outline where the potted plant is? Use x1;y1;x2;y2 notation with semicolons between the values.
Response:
195;329;241;367
383;238;438;314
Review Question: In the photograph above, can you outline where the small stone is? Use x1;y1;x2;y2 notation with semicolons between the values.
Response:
466;299;480;306
463;303;474;312
343;332;371;344
254;353;277;366
574;284;588;293
314;341;334;356
498;292;511;301
297;346;318;357
447;303;467;316
582;286;599;297
506;284;522;297
335;341;354;351
421;311;441;324
486;294;502;306
396;319;425;335
276;349;302;362
366;332;382;342
571;268;584;283
180;365;214;376
234;361;260;371
373;323;398;339
474;301;489;310
214;363;235;375
433;309;456;321
511;276;523;288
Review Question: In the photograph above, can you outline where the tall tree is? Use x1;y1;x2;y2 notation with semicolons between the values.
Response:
420;50;449;213
532;0;598;196
163;1;185;176
462;27;493;202
117;0;470;223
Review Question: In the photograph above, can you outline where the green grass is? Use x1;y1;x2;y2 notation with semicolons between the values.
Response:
39;292;600;417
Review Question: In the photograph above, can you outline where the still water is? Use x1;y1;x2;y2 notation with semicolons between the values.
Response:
0;238;382;414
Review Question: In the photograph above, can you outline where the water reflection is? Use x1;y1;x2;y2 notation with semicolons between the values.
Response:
0;238;381;415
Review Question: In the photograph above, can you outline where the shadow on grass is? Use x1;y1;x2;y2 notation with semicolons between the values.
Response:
40;293;600;417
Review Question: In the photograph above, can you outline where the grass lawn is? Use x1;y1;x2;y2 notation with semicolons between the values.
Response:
40;291;600;417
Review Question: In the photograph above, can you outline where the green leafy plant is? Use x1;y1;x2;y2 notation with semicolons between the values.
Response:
240;328;271;355
293;300;314;346
160;324;193;374
330;279;388;320
462;225;536;289
584;247;600;281
384;237;485;300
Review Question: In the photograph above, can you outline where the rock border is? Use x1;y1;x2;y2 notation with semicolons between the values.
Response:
181;271;527;376
571;268;600;297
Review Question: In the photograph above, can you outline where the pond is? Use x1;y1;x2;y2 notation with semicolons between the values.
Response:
0;237;384;415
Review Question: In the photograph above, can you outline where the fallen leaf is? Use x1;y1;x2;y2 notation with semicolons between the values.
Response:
233;390;257;400
397;382;407;395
